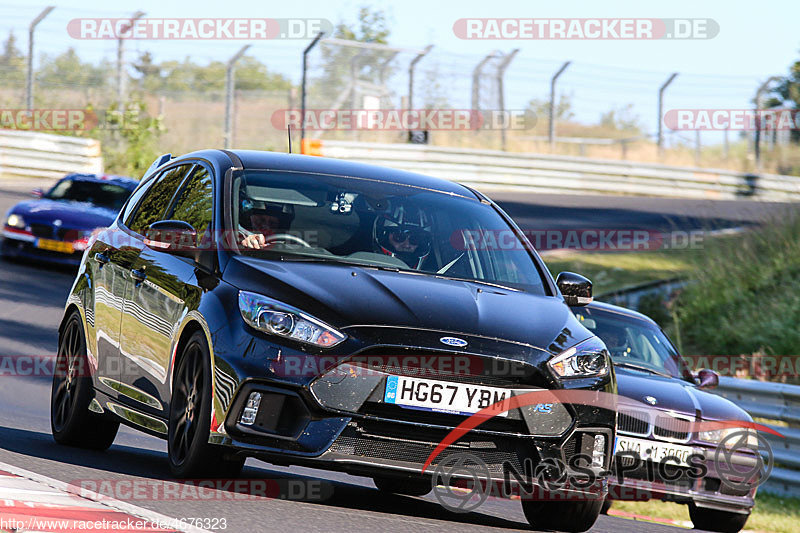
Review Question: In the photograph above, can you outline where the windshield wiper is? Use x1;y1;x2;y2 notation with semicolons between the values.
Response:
279;255;402;271
613;361;673;378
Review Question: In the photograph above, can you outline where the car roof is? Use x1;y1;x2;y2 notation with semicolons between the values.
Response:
220;150;479;199
575;300;659;326
62;173;138;190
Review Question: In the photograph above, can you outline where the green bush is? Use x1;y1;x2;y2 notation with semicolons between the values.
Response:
676;214;800;357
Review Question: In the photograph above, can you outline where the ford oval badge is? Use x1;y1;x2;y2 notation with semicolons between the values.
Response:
440;337;467;348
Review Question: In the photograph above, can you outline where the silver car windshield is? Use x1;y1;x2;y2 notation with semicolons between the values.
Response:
230;170;548;294
573;309;690;379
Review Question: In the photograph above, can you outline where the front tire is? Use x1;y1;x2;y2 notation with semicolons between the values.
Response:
168;331;244;479
688;502;750;533
522;498;603;532
51;311;119;450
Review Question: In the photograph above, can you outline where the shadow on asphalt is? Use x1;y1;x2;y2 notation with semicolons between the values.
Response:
0;425;526;530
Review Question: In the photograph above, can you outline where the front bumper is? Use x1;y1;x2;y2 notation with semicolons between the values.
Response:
608;441;757;514
1;235;83;266
214;343;615;493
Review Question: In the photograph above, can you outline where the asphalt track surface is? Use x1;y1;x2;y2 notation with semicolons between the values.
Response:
2;178;789;532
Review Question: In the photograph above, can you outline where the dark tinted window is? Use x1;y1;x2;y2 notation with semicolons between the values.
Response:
45;179;132;212
168;167;213;244
231;170;548;293
126;165;192;235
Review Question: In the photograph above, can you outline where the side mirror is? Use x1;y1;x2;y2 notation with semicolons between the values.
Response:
144;220;199;261
31;188;44;198
556;271;593;306
696;368;719;389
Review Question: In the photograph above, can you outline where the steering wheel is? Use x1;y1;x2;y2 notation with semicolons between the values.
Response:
263;233;313;248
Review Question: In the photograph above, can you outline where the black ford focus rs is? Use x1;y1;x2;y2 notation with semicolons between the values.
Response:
52;149;616;531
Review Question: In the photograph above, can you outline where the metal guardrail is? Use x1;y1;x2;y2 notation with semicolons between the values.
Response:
0;130;103;180
713;376;800;496
315;140;800;201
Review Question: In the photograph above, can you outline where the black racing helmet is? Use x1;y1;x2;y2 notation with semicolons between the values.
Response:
373;198;433;269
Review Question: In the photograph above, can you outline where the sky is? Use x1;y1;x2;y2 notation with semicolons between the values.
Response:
1;0;798;143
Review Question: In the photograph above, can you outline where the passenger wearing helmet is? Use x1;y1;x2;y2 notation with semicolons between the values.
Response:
373;199;433;269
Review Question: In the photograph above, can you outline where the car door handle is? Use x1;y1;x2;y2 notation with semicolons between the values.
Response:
95;252;110;265
130;268;147;283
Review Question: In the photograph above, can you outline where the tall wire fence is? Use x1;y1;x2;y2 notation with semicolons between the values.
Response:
0;3;797;174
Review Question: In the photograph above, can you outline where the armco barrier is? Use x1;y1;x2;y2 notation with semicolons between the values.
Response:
312;140;800;201
713;376;800;497
0;130;103;180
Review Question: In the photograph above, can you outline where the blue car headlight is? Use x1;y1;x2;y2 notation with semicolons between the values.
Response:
238;291;346;348
548;336;610;379
5;213;25;229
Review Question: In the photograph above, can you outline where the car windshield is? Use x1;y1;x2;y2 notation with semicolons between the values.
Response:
573;308;692;379
45;179;132;211
230;170;548;294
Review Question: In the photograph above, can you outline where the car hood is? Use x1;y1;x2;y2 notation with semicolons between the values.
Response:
616;366;751;422
8;199;118;229
225;256;590;353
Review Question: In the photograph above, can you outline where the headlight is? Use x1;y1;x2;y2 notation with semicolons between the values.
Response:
5;214;25;229
548;336;609;379
238;291;346;348
699;426;759;448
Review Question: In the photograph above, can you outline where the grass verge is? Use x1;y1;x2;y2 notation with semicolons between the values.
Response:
609;492;800;533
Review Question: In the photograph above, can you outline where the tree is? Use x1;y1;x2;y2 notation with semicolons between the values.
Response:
38;48;109;89
766;59;800;143
526;94;574;123
599;104;643;134
0;31;26;87
313;7;396;109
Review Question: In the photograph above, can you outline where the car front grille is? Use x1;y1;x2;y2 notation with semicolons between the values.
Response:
348;347;543;388
618;409;650;437
617;409;693;443
326;420;532;475
29;223;54;238
653;414;691;442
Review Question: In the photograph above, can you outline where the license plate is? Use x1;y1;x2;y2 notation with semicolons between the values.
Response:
614;436;697;466
37;238;73;254
384;375;509;417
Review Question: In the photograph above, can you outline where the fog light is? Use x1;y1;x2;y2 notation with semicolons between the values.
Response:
592;434;606;467
240;392;262;426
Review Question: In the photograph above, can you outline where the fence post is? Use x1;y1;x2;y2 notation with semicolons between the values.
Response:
496;48;519;151
301;32;325;144
657;72;678;156
407;44;433;139
754;76;781;170
116;11;145;112
25;6;54;109
549;61;571;152
471;51;499;113
224;45;250;149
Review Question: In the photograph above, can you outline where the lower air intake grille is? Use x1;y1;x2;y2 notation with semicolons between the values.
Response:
328;422;528;474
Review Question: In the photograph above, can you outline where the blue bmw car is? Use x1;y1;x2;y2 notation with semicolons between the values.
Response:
1;173;137;266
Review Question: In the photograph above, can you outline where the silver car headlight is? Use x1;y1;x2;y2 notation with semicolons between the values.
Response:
699;426;759;448
5;213;25;229
548;336;610;379
238;291;346;348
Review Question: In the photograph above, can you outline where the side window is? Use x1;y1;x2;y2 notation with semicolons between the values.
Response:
126;165;192;235
167;166;213;243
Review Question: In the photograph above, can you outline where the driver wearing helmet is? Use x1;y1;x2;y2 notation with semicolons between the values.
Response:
595;323;632;358
373;199;433;269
